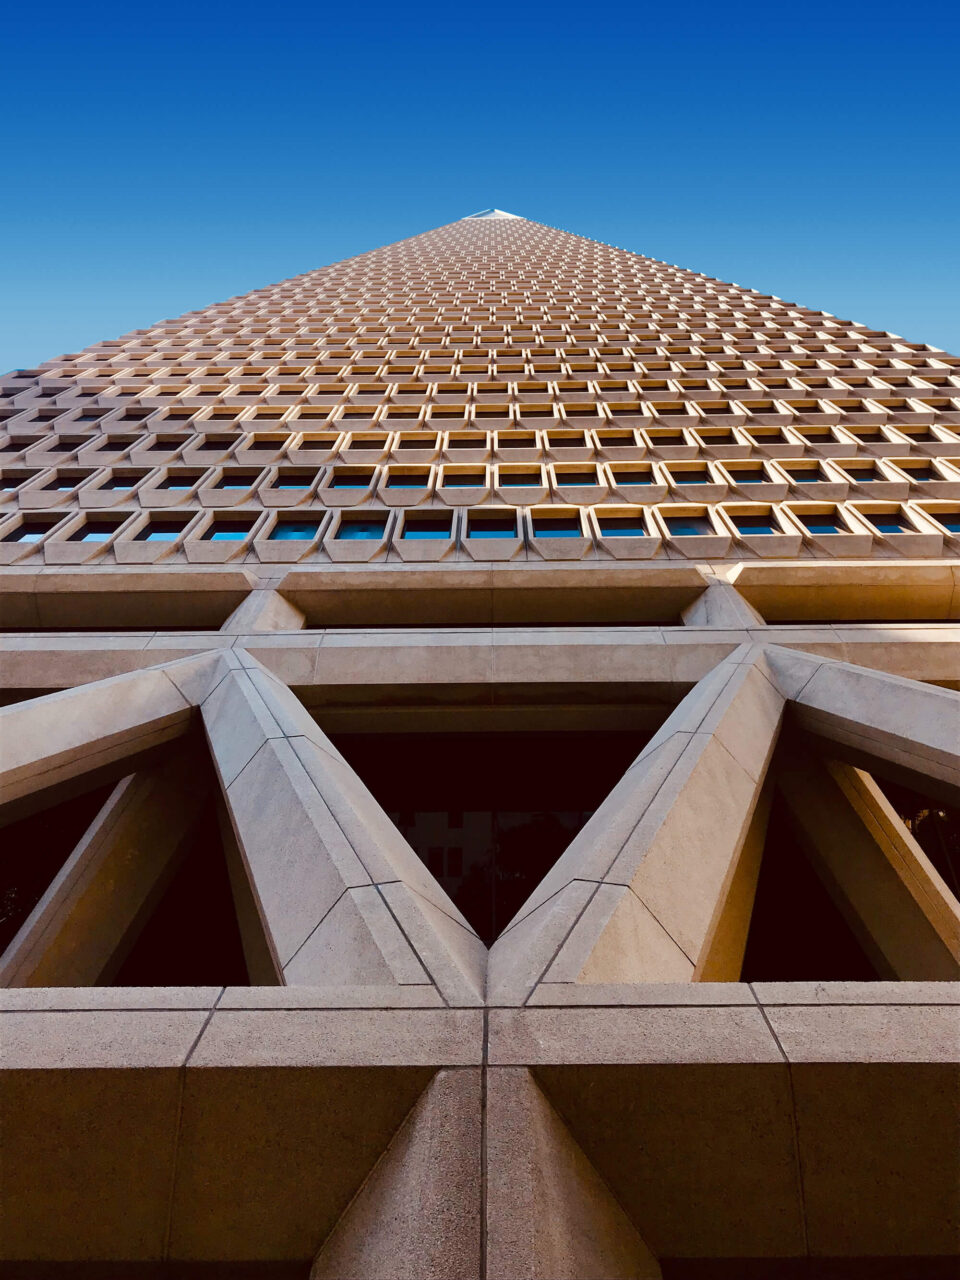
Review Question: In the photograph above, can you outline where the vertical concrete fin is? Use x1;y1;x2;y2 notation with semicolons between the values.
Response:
204;653;486;1002
310;1069;482;1280
488;649;784;1003
485;1067;662;1279
0;747;211;987
219;588;306;634
681;580;765;628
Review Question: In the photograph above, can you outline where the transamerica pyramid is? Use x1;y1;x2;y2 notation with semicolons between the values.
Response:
2;215;958;1275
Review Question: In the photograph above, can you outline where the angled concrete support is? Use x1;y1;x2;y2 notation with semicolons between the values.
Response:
0;654;219;810
488;647;785;1003
0;746;211;986
202;652;486;1001
764;644;960;803
776;752;960;979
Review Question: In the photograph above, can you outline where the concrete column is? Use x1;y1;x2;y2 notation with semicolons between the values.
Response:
681;579;766;628
311;1069;482;1280
485;1067;662;1279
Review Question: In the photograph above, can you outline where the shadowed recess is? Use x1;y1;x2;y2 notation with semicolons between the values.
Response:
110;798;251;986
330;727;651;944
740;791;882;982
0;782;116;954
661;1259;960;1278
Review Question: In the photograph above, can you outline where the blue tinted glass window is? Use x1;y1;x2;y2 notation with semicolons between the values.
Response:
532;518;581;538
336;519;387;540
555;471;597;486
402;519;451;540
467;517;516;539
665;516;711;536
136;525;185;542
387;473;431;488
499;472;541;486
5;524;54;543
270;521;321;541
70;522;120;542
735;515;777;535
802;516;841;535
598;518;646;537
868;514;909;534
613;470;653;485
205;522;253;541
443;473;485;487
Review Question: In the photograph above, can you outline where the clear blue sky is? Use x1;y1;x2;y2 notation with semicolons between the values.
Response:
3;0;958;372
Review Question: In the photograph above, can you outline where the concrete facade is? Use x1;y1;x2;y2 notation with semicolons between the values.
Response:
1;213;958;1275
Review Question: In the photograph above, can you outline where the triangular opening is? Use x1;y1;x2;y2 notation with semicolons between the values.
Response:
107;797;252;986
329;727;652;944
740;789;882;982
0;781;117;957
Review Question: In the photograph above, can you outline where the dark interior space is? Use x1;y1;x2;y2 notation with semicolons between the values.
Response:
661;1258;960;1279
740;792;882;982
871;775;960;901
110;799;251;986
0;782;116;954
329;727;650;943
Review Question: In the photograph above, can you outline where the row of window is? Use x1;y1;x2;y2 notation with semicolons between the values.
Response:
4;419;959;468
14;363;960;388
8;391;958;427
32;353;950;388
5;456;959;507
2;500;957;564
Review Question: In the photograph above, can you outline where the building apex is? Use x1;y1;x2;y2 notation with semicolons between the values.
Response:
462;208;522;220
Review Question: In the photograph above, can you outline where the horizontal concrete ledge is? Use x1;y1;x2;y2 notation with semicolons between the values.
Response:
4;980;955;1015
1;627;959;695
1;1007;484;1069
490;1002;960;1065
3;988;957;1069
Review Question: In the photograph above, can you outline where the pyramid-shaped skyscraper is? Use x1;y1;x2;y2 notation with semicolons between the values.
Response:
2;214;958;1275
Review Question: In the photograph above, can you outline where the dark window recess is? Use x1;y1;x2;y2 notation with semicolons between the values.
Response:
330;729;650;944
0;783;116;954
740;794;882;982
110;800;250;986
